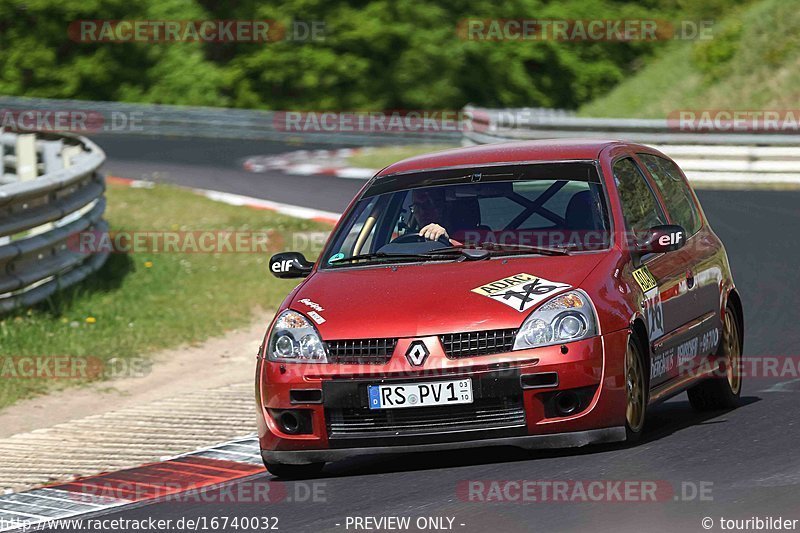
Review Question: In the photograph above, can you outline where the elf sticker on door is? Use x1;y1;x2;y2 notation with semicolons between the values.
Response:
472;273;571;312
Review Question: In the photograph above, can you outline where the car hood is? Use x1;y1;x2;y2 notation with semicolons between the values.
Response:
288;254;607;339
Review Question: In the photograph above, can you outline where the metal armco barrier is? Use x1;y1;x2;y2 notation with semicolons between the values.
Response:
0;96;463;145
462;106;800;184
0;130;108;314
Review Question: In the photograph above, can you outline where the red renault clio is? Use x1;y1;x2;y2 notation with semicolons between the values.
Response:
257;140;743;478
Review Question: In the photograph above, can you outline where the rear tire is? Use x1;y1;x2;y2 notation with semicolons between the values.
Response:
687;305;742;411
624;335;647;443
264;461;325;479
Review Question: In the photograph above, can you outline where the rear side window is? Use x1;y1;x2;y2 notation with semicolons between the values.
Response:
613;158;667;234
638;154;702;235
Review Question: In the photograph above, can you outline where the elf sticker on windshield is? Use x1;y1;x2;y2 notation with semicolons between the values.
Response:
472;273;571;312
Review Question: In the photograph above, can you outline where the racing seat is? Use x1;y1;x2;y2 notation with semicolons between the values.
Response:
565;190;601;231
449;197;489;243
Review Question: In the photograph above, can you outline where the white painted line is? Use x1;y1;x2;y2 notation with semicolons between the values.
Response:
198;448;257;459
0;497;134;533
686;172;800;184
196;189;340;223
109;176;342;224
335;167;375;179
0;507;46;519
760;378;800;393
165;435;259;462
0;497;83;514
10;489;108;509
285;164;324;175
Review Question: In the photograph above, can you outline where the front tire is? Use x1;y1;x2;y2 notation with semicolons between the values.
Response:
624;336;647;442
687;305;742;411
264;461;325;479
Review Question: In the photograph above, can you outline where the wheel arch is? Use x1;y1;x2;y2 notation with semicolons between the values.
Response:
724;288;744;353
629;317;651;392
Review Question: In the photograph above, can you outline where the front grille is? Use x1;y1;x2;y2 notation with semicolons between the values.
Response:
327;338;397;365
440;329;517;359
327;396;525;438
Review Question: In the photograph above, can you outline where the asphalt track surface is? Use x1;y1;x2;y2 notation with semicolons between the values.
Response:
95;134;363;213
67;135;800;533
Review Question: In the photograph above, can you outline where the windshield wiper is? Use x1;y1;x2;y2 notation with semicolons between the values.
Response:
328;250;462;265
430;242;571;257
477;242;571;256
329;242;567;266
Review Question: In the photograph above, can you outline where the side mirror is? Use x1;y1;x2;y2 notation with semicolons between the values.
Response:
636;225;686;254
269;252;314;279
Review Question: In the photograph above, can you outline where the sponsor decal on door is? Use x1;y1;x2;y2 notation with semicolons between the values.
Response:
634;266;664;341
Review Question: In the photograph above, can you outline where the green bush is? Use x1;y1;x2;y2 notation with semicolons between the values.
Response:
691;18;743;81
0;0;746;110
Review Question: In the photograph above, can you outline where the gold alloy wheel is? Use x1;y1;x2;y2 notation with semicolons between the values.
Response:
724;311;742;395
625;341;646;433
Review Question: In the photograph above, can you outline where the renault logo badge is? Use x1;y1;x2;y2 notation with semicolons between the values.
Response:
405;341;430;366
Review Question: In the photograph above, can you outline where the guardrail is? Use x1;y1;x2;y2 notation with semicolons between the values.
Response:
0;130;108;314
463;106;800;185
0;96;463;145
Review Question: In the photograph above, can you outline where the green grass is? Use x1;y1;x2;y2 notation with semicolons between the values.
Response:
580;0;800;118
0;183;330;410
347;144;459;169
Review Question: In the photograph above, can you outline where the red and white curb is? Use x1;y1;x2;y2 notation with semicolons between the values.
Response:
107;176;341;225
243;149;376;180
0;436;262;531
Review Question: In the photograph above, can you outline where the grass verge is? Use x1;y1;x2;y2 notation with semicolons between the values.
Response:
0;183;329;410
347;144;458;169
580;0;800;117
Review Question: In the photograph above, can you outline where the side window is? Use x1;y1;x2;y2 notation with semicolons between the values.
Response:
613;158;667;234
638;154;702;235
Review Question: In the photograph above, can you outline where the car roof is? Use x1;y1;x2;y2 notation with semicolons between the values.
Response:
375;139;627;177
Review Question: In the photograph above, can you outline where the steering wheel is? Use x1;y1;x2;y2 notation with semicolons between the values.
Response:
392;232;451;246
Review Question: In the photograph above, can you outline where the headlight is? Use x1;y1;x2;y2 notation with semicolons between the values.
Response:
513;289;598;350
267;310;328;363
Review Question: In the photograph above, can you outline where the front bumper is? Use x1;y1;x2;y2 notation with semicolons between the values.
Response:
263;427;626;465
256;329;630;464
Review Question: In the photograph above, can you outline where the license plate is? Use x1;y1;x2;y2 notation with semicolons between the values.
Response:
368;379;473;410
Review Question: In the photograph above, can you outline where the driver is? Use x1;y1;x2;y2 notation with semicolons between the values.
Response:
410;188;450;241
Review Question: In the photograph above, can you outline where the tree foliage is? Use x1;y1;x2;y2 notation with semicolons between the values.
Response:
0;0;747;110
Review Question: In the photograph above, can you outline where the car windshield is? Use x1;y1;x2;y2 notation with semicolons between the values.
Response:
321;162;611;268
